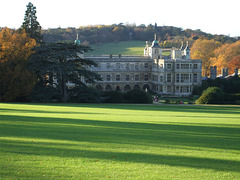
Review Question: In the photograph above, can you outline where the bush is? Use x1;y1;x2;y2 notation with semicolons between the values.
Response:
196;87;224;104
30;85;61;103
123;89;152;104
68;86;101;103
101;91;124;103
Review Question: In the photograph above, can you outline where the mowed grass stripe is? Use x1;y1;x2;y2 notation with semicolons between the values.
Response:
0;103;240;179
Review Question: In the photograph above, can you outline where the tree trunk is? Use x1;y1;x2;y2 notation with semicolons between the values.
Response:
61;73;68;103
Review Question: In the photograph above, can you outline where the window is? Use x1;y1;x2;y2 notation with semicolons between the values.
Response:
176;64;180;69
144;75;149;81
106;75;110;81
194;64;198;69
176;74;180;83
160;64;163;68
116;75;120;81
126;75;130;81
116;63;120;69
152;75;158;82
176;86;180;92
160;76;163;82
107;63;110;68
167;74;171;83
135;63;139;70
181;74;189;83
167;86;171;92
167;64;172;69
180;86;189;93
135;75;139;81
120;63;125;69
181;64;189;69
126;63;129;70
193;74;198;82
144;63;149;68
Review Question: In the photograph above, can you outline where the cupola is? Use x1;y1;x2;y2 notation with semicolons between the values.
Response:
74;34;81;45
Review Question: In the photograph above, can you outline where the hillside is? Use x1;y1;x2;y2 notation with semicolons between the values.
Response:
42;24;238;46
88;41;171;56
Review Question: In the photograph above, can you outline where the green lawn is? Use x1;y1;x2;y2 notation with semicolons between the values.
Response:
88;41;170;56
0;103;240;179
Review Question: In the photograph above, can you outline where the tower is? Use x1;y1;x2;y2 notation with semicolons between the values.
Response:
149;34;162;59
74;34;81;45
183;41;190;60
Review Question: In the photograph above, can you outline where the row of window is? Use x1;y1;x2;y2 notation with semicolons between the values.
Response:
96;62;199;70
103;73;199;83
104;74;149;81
153;73;198;83
166;63;199;70
152;85;192;93
98;62;149;70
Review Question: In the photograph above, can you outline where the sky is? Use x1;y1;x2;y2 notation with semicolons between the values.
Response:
1;0;240;37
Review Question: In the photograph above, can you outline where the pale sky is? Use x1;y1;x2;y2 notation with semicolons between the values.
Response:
1;0;240;37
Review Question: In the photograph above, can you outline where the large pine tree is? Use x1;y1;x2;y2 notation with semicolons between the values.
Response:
21;2;43;44
28;43;101;102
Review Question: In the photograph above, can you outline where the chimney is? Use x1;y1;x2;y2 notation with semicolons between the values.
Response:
210;66;217;79
222;68;228;77
235;68;238;76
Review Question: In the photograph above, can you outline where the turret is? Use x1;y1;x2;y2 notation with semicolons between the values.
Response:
149;34;162;59
183;41;190;60
74;34;81;45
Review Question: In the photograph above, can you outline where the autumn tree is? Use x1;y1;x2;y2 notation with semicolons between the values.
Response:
210;40;240;74
191;39;222;76
229;55;240;73
0;28;36;101
21;2;43;44
28;42;101;102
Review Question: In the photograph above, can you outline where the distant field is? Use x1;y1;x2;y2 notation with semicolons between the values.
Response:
1;103;240;179
89;41;171;56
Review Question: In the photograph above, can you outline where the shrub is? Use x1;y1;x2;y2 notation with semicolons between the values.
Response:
123;89;152;104
30;85;61;103
101;91;124;103
196;87;224;104
68;86;101;103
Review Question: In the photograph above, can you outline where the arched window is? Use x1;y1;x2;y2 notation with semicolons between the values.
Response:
134;84;140;89
105;85;112;91
96;85;102;91
124;85;131;91
116;86;121;91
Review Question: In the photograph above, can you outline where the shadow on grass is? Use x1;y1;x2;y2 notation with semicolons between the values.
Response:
1;115;240;152
1;103;240;116
1;103;240;173
1;139;240;173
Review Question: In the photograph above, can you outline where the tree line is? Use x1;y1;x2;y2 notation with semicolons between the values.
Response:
42;23;238;47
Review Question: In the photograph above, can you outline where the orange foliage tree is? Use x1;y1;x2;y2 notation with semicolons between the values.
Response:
0;28;36;102
228;55;240;74
210;40;240;74
191;39;222;76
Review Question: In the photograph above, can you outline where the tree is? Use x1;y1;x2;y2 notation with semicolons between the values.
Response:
0;28;36;101
191;39;222;76
28;42;101;102
210;40;240;74
229;55;240;73
196;87;224;104
21;2;43;44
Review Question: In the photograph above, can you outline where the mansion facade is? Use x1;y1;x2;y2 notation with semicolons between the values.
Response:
83;36;202;96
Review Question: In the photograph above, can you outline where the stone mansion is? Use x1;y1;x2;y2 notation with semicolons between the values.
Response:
81;36;202;96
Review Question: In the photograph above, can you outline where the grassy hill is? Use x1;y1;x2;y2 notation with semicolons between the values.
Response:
88;40;171;56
